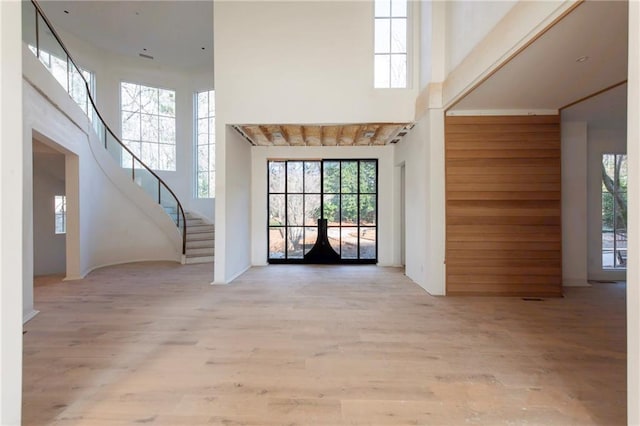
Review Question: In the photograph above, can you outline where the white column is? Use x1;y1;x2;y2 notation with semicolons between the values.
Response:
627;0;640;423
424;108;446;295
65;154;82;280
0;1;24;424
561;122;589;286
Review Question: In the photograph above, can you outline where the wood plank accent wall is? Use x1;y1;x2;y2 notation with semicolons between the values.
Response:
445;115;562;297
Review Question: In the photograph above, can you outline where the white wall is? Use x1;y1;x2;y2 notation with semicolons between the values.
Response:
420;0;433;90
393;109;445;295
627;2;639;422
214;127;252;284
251;145;396;266
445;0;516;74
214;1;418;124
0;2;24;423
395;118;427;285
561;122;588;286
412;1;447;296
32;151;66;276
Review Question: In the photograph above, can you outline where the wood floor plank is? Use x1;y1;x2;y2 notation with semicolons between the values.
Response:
22;262;625;425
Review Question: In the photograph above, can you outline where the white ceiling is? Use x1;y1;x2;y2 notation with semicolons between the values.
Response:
37;1;213;72
562;82;627;125
451;0;628;112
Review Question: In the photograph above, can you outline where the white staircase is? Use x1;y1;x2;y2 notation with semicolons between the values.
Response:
184;212;215;264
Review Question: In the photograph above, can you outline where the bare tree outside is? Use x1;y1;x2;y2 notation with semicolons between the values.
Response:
121;82;176;171
268;159;377;261
602;153;627;268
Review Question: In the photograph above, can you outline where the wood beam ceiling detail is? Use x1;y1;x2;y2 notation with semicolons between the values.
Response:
236;123;412;147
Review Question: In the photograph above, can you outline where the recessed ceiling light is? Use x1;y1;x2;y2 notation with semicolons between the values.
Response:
576;56;589;63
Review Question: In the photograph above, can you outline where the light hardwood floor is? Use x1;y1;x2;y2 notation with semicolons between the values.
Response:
23;262;626;425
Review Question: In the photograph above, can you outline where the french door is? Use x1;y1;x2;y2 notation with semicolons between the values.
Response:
268;159;377;264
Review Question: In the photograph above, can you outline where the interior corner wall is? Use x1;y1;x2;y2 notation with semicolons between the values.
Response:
393;109;446;296
444;0;517;74
0;1;23;424
250;145;395;267
32;152;66;276
394;117;427;286
217;127;251;283
627;2;639;422
586;125;627;282
561;121;588;286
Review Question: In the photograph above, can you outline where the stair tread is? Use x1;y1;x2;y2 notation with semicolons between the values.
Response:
186;240;215;248
187;248;215;255
186;233;215;241
185;256;214;264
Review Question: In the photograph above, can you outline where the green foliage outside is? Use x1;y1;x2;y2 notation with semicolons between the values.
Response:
268;160;377;255
322;161;376;225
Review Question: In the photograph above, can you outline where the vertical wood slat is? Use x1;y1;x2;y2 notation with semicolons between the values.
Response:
445;115;562;297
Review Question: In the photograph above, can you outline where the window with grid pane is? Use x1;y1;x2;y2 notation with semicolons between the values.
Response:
602;153;627;269
195;90;215;198
120;82;176;171
268;159;377;263
374;0;408;88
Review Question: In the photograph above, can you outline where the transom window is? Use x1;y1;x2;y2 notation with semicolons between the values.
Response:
602;153;627;269
268;160;377;263
374;0;408;88
120;82;176;171
195;90;215;198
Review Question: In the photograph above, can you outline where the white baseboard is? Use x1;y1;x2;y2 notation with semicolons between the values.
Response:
23;309;40;324
211;264;251;285
563;279;591;287
63;274;85;281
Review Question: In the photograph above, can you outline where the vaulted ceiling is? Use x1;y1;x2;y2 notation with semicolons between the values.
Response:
233;123;413;147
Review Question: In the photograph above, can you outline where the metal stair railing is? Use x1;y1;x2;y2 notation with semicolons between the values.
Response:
23;0;187;255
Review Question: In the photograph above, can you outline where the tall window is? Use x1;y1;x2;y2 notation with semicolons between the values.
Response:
602;154;627;269
54;195;66;234
195;90;215;198
374;0;408;88
268;160;377;263
120;82;176;171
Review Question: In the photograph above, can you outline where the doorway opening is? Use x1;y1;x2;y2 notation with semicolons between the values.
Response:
33;141;67;277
